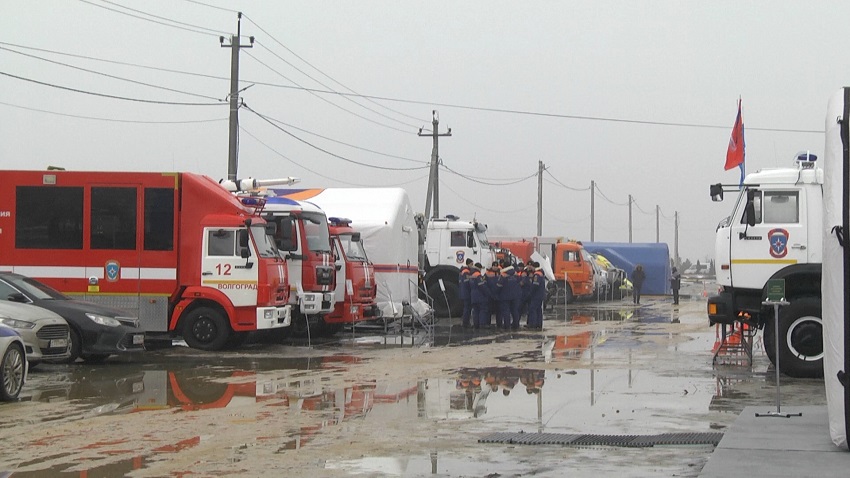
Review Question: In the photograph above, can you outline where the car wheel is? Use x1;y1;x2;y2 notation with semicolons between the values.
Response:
182;307;231;351
1;343;25;401
61;329;83;364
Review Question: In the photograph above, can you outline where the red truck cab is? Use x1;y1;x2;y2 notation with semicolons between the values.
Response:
326;218;380;332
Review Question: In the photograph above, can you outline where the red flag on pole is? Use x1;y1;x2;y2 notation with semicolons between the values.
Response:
724;99;745;171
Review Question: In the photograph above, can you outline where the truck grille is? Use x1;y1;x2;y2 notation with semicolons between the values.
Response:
315;266;334;286
37;324;70;340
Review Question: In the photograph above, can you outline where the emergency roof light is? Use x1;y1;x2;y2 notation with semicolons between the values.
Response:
328;217;352;227
795;151;817;169
220;177;300;192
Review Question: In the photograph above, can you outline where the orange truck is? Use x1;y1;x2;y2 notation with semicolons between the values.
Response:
497;238;597;304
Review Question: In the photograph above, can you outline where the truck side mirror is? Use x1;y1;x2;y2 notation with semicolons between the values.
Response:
265;223;277;235
351;232;361;242
238;230;249;248
710;183;724;202
240;247;251;259
741;190;756;227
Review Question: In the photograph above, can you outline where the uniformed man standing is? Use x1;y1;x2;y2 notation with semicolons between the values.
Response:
470;263;490;329
527;261;547;330
499;260;521;330
459;258;474;328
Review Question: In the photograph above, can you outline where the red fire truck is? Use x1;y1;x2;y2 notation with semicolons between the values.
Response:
326;217;380;333
0;170;292;351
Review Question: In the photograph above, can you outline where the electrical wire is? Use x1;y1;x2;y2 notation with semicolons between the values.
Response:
244;105;428;171
543;208;590;224
254;41;421;129
179;0;238;14
240;126;428;187
544;170;591;191
77;0;222;37
251;112;426;164
0;99;228;124
244;50;414;135
594;184;629;206
441;162;537;186
442;180;536;214
96;0;229;36
243;14;427;125
632;199;655;215
0;71;226;106
0;45;222;101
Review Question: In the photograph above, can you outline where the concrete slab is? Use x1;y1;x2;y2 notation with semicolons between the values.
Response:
700;406;850;477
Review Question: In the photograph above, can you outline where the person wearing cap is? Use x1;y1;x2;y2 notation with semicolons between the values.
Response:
632;264;646;305
670;266;681;305
470;263;491;329
485;261;501;328
527;261;546;330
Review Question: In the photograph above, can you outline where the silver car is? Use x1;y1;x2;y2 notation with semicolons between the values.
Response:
0;301;70;365
0;324;27;401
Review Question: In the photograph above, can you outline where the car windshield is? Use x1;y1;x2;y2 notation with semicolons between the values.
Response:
5;275;68;300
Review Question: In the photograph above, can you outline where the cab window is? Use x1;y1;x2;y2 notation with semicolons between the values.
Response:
450;231;466;247
747;190;799;224
208;230;235;256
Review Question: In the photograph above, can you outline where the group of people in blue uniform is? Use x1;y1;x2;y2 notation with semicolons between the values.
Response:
458;258;547;331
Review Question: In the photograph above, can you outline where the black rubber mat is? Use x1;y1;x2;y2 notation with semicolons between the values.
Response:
479;431;723;448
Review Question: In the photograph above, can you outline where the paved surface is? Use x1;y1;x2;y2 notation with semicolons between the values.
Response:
700;406;850;477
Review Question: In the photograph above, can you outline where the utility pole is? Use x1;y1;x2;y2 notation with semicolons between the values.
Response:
537;160;544;235
628;194;633;243
221;13;254;181
419;111;451;219
656;205;660;242
590;180;595;241
674;211;680;268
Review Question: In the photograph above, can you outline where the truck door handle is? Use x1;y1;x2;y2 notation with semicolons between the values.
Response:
791;244;806;250
202;271;213;276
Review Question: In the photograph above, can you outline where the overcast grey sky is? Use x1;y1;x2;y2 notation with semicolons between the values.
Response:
2;1;843;261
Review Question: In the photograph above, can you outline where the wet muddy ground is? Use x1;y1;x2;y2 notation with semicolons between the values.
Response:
0;281;827;477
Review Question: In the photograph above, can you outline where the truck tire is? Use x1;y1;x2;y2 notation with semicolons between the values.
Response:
763;297;823;378
183;306;231;351
553;282;574;304
428;280;462;318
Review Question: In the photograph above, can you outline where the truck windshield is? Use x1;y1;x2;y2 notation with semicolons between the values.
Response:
301;212;332;253
250;225;279;259
475;230;491;248
338;234;368;262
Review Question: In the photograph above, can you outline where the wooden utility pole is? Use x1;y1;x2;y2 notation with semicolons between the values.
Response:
419;111;451;219
221;13;253;181
590;180;595;241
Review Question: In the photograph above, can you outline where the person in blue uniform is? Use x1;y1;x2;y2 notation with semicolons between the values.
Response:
485;262;501;328
499;260;521;330
459;258;473;328
469;263;491;329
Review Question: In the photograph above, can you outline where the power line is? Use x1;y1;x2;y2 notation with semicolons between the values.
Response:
0;100;227;124
544;170;591;191
252;112;426;164
594;183;629;206
77;0;222;37
179;0;238;14
0;42;820;134
96;0;228;36
240;126;428;187
244;50;414;135
442;180;536;214
244;105;429;171
254;41;421;130
0;70;225;106
441;162;537;186
0;45;222;101
243;14;427;125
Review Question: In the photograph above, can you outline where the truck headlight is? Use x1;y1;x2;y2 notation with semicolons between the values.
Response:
0;317;35;329
350;305;359;315
85;313;121;327
264;309;275;320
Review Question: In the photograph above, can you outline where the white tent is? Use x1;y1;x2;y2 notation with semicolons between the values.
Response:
823;88;848;449
278;188;430;319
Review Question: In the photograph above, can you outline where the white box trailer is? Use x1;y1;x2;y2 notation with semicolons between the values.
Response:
276;188;430;319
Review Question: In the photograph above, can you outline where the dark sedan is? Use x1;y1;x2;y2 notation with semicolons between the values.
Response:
0;272;145;363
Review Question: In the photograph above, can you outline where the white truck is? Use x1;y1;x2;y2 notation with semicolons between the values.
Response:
417;214;499;317
708;152;823;377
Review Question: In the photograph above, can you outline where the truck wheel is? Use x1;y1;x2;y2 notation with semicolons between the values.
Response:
764;297;823;378
427;280;462;318
183;307;231;351
554;282;574;304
